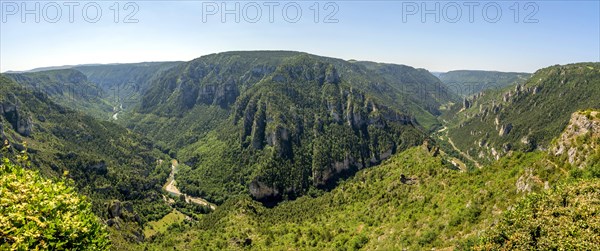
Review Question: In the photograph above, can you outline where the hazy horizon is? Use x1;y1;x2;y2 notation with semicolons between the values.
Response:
1;1;599;72
2;49;546;74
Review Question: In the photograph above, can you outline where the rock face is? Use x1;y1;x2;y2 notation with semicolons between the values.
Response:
17;116;33;137
107;200;141;224
108;200;122;218
463;98;471;109
140;56;278;113
325;66;340;84
516;168;544;193
266;126;293;159
248;181;280;201
0;123;5;141
196;79;240;108
498;123;513;136
239;84;415;199
421;140;440;157
553;111;600;167
232;63;422;201
250;102;267;150
1;98;33;137
105;200;144;242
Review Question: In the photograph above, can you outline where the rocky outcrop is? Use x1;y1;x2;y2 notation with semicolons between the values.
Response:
1;98;33;137
325;66;340;84
553;111;600;167
0;123;5;142
105;200;144;242
183;78;242;109
514;83;522;94
267;126;293;159
491;147;500;160
107;200;141;225
502;143;512;152
313;155;357;187
498;123;512;136
251;103;267;149
108;200;123;219
240;68;420;201
17;116;33;137
502;91;512;102
248;180;280;201
463;98;471;109
516;168;544;193
214;80;240;107
400;174;417;185
422;140;440;157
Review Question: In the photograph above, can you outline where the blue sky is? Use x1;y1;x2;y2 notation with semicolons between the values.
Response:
1;1;599;72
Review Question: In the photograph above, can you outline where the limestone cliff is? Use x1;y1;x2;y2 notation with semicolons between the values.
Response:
553;110;600;168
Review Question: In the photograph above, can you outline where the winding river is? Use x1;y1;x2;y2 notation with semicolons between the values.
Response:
163;160;216;210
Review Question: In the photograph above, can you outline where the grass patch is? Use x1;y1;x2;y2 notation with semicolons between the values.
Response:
143;209;187;238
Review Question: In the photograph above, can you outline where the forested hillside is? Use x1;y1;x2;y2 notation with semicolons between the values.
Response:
445;63;600;164
124;52;453;204
6;69;113;119
74;62;181;108
142;109;600;250
2;55;598;250
0;74;172;244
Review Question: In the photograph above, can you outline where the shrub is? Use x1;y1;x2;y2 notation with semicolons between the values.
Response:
475;181;600;250
0;157;110;250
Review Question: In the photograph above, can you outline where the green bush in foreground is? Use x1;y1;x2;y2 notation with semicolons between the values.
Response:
475;181;600;250
0;156;110;250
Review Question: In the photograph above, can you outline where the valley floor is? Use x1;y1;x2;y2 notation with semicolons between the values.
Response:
163;159;216;210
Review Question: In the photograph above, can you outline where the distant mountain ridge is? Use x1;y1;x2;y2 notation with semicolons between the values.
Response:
138;51;457;127
2;62;179;74
5;69;113;119
74;62;182;102
3;64;104;73
6;62;183;121
438;70;531;97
